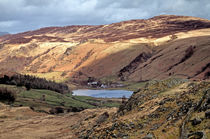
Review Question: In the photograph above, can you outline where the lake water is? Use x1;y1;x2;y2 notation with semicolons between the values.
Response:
72;89;133;98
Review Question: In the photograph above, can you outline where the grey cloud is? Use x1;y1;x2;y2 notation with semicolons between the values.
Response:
0;0;209;33
24;0;55;7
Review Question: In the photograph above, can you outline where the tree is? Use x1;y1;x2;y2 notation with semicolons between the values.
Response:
0;87;17;103
25;83;31;91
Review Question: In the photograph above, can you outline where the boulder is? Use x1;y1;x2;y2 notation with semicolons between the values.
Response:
205;110;210;119
142;132;156;139
96;112;109;124
49;107;64;114
187;131;204;139
67;107;84;112
191;118;202;126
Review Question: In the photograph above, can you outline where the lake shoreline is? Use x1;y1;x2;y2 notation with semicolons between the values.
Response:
72;89;133;98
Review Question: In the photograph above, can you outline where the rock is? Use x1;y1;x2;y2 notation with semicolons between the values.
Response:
117;133;128;138
139;131;145;134
142;132;156;139
207;97;210;104
191;118;202;126
207;104;210;109
187;131;204;139
85;130;93;138
162;129;166;133
205;110;210;118
67;107;84;112
199;103;207;112
159;98;175;105
167;116;172;121
49;107;64;114
129;122;135;129
138;123;144;129
177;112;184;116
178;101;193;114
105;129;110;134
138;107;144;111
111;133;117;138
166;110;177;121
151;95;158;99
148;113;160;119
110;125;115;131
199;102;210;112
157;107;168;112
122;123;131;130
150;123;161;130
159;100;165;105
96;112;109;124
30;106;34;111
113;122;119;128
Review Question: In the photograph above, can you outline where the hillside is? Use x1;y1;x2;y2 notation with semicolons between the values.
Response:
0;84;120;113
0;79;209;139
0;32;9;36
0;15;210;86
0;101;117;139
78;79;210;139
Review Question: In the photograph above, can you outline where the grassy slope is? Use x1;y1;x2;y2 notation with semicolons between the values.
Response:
26;72;67;83
0;84;120;113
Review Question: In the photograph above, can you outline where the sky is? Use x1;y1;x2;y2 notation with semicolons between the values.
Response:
0;0;210;33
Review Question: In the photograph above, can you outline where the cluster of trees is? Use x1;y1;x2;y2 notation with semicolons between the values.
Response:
0;74;71;94
0;87;17;103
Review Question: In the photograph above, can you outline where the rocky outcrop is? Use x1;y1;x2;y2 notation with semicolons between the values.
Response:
180;89;210;139
82;79;210;139
118;52;152;81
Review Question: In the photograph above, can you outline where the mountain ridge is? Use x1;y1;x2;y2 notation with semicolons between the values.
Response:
0;15;210;85
1;15;210;44
0;31;9;36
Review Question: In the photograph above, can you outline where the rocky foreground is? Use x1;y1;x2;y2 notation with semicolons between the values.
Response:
80;79;210;139
0;79;209;139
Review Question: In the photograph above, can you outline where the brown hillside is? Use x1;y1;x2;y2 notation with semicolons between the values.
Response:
0;15;210;83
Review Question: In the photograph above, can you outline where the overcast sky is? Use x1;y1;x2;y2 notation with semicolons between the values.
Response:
0;0;210;33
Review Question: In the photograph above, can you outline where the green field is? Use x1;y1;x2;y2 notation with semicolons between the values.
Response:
0;84;121;113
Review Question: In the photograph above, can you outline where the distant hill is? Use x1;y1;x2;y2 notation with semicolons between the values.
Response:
0;15;209;83
0;32;9;36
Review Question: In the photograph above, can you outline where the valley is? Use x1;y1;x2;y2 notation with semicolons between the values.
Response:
0;15;210;139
